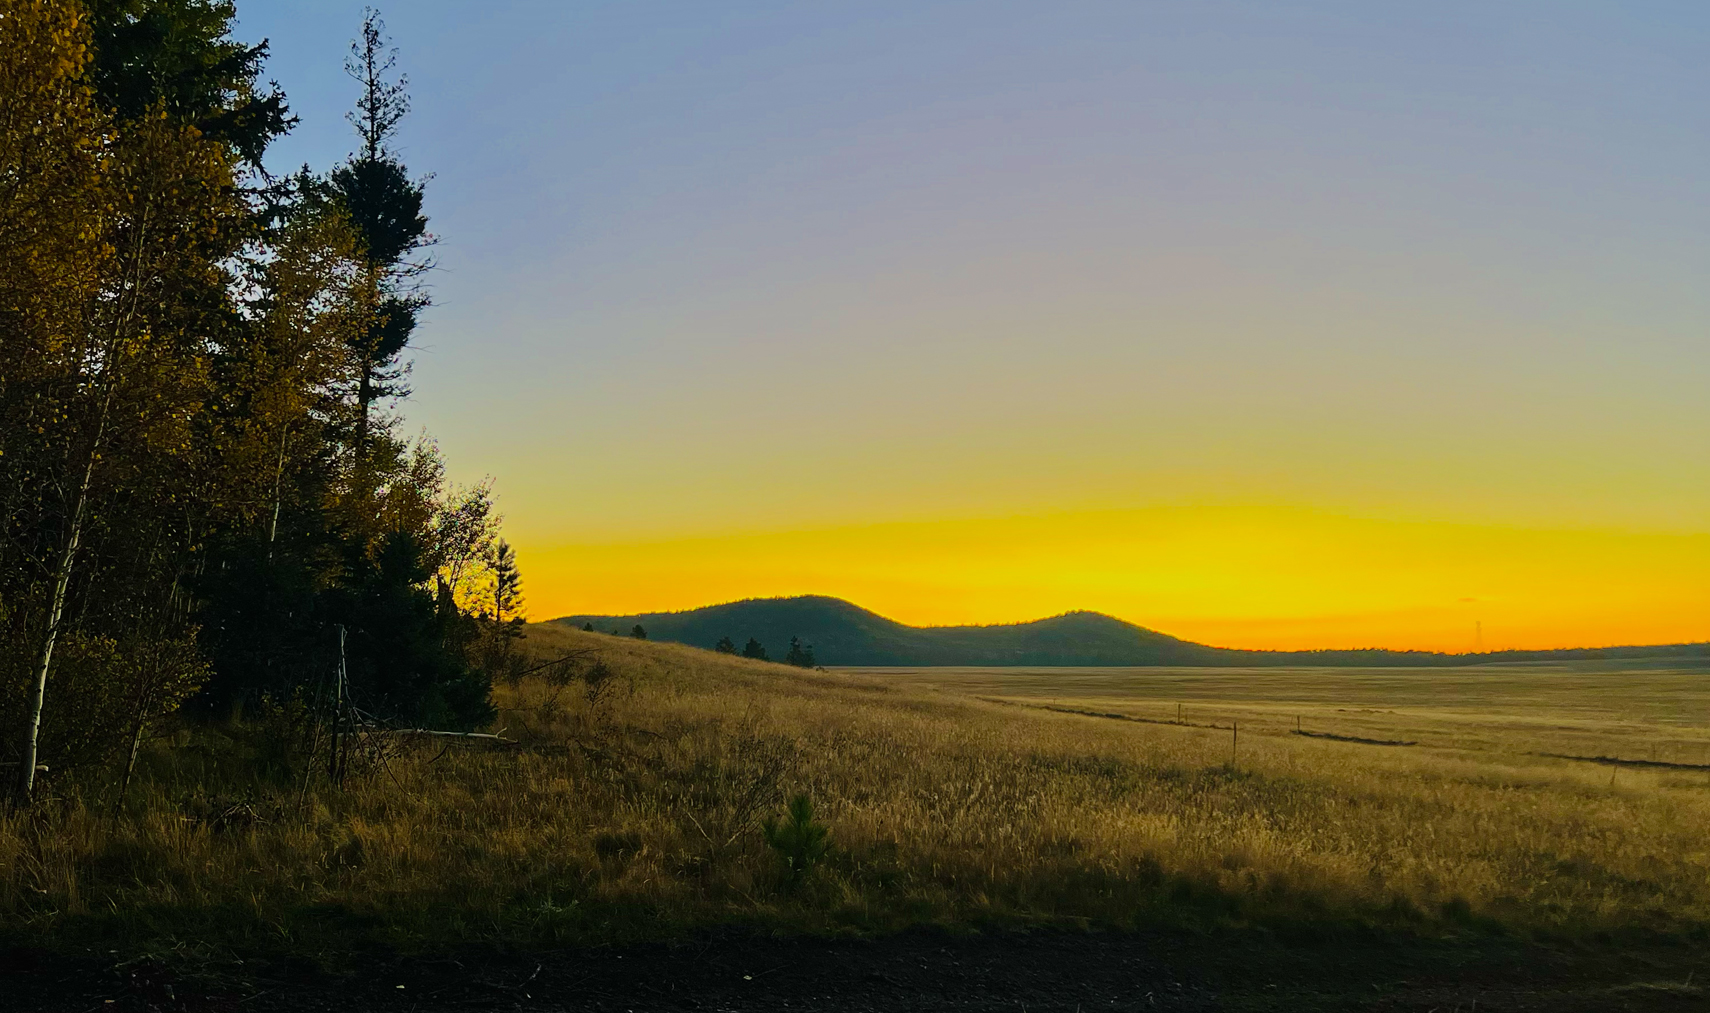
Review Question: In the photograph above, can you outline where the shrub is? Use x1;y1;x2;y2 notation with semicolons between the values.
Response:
761;794;829;889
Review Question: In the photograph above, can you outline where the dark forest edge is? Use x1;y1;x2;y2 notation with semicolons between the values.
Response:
556;594;1710;668
1;1;528;802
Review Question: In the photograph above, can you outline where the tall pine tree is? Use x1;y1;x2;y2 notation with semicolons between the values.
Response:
328;9;431;475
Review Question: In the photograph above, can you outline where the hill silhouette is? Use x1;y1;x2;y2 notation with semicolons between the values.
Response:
553;596;1710;668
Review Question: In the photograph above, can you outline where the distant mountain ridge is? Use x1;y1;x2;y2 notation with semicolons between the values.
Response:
552;595;1710;668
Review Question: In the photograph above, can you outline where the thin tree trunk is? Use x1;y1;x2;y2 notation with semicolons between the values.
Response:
16;171;153;802
354;368;371;466
268;424;288;554
17;412;103;800
329;625;349;786
115;695;151;813
351;259;386;502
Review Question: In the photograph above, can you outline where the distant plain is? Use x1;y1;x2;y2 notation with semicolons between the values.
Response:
849;662;1710;774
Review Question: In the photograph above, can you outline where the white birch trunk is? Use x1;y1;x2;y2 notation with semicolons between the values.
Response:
17;444;98;799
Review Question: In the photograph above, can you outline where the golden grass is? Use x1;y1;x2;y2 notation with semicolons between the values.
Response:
4;626;1709;963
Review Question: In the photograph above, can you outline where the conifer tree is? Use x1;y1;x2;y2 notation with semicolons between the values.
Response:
329;9;431;474
491;540;523;623
784;637;816;668
83;0;293;168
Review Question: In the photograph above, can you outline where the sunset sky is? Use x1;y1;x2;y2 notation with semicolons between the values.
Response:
240;2;1710;651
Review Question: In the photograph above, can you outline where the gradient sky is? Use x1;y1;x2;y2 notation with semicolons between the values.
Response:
238;1;1710;651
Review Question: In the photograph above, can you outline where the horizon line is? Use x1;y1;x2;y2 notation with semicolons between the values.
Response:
541;594;1710;657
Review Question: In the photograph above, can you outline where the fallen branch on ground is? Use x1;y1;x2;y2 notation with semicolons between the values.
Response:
368;729;517;744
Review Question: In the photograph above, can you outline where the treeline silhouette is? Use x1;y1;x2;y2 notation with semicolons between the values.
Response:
710;635;816;666
0;2;518;801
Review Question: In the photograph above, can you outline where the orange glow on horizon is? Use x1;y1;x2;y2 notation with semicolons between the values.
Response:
514;505;1710;653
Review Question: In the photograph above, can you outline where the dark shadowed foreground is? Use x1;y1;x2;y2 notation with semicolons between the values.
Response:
7;929;1707;1013
12;632;1710;1011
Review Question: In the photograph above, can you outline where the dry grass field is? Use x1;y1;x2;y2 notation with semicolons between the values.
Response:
864;661;1710;769
6;626;1710;980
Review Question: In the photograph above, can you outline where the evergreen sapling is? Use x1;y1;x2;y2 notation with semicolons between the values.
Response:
762;794;830;889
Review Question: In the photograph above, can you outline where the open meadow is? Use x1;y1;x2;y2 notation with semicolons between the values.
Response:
861;661;1710;775
7;629;1710;1008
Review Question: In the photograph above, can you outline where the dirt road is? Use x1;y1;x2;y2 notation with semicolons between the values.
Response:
7;929;1705;1012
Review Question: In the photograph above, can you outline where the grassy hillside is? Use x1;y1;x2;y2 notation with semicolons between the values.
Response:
559;594;1710;667
7;623;1710;976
